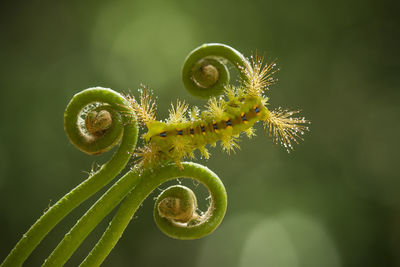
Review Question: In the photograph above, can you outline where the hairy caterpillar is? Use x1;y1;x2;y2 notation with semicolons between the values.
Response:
124;44;310;169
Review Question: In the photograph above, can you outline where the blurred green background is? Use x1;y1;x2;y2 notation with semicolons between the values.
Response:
0;0;399;266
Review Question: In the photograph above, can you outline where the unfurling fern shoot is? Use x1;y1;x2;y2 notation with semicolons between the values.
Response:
125;46;310;170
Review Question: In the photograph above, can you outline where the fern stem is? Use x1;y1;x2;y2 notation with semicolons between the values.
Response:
42;170;142;267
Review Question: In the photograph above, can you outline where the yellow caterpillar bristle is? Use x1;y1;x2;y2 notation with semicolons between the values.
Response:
125;85;157;125
189;106;200;121
245;127;256;139
224;85;237;101
170;136;191;158
244;54;278;96
188;151;195;159
261;96;269;106
264;107;310;151
236;86;246;98
221;135;240;155
168;100;189;123
206;97;226;121
199;146;210;159
133;143;160;169
170;137;191;170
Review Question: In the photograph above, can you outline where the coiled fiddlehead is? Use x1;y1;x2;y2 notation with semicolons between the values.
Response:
182;43;252;98
65;88;127;155
153;169;227;240
156;185;198;224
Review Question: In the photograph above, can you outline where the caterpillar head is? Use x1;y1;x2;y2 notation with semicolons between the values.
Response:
143;121;168;142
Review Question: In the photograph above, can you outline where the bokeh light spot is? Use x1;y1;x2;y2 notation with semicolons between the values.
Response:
239;218;299;267
91;0;197;89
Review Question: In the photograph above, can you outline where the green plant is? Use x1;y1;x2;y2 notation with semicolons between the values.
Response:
1;43;308;267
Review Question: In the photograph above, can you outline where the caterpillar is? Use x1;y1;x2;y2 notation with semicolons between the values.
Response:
124;44;310;169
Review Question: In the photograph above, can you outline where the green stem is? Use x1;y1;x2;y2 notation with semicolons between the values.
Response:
1;87;138;267
42;170;142;267
182;43;252;98
80;162;227;267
